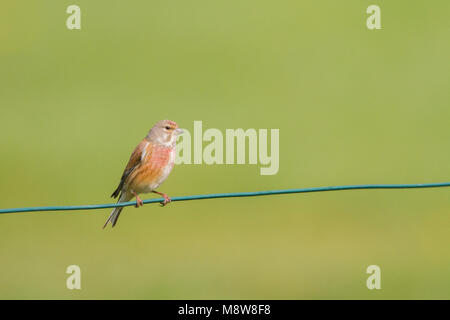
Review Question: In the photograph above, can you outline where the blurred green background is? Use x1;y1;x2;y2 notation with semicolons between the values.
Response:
1;0;449;299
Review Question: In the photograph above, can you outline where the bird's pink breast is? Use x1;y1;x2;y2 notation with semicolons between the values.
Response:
129;144;175;193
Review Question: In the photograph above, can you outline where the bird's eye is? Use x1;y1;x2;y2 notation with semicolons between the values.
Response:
165;126;171;130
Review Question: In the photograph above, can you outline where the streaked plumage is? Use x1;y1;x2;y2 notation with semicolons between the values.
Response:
103;120;183;228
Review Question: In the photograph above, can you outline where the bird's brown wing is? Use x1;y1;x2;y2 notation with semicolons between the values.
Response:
111;140;151;198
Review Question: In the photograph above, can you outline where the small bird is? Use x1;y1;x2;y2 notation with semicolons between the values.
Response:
103;120;183;228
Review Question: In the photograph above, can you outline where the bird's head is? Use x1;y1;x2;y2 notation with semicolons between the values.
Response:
148;120;183;146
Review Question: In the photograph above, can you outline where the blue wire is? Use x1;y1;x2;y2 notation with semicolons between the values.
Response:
0;182;449;214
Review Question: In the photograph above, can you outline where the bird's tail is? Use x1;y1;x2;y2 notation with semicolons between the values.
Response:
103;192;131;229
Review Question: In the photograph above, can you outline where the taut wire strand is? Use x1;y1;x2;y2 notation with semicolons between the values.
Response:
0;182;449;214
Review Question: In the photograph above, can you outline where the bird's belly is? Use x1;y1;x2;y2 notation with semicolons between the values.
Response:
133;162;174;194
128;145;176;195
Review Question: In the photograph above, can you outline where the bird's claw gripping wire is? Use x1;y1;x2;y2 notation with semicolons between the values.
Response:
159;196;171;207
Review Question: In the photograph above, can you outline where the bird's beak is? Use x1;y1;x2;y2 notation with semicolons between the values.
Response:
175;128;184;135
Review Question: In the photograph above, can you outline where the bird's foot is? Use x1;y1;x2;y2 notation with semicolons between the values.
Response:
153;191;171;207
135;195;144;208
160;194;171;207
152;191;171;207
